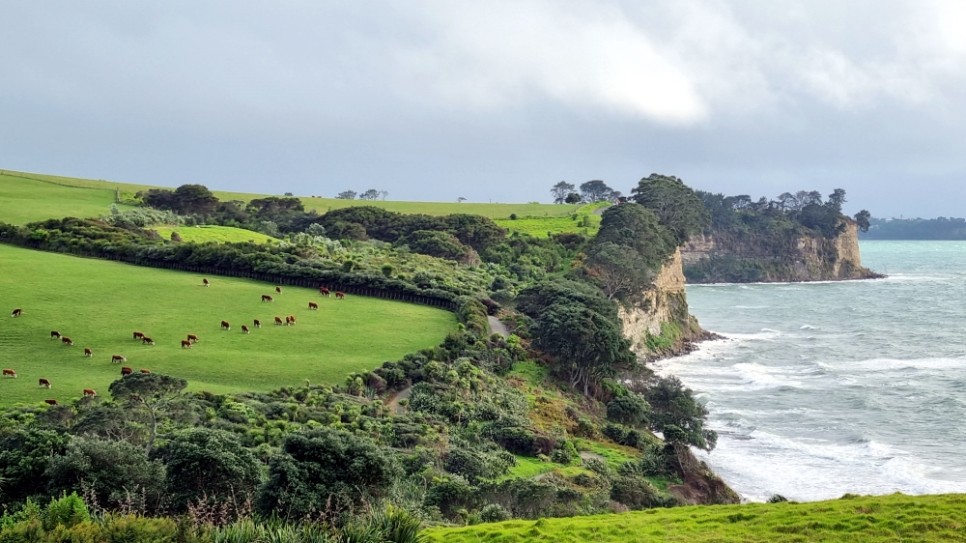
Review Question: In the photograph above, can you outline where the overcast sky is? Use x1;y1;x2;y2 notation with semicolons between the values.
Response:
3;1;965;218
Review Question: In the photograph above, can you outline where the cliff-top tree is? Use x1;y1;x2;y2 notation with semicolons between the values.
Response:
580;180;615;202
631;174;710;245
551;181;576;203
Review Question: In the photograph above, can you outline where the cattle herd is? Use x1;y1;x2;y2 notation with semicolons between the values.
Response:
3;280;347;405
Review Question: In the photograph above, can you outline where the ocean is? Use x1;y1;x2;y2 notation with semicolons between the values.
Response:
654;240;966;502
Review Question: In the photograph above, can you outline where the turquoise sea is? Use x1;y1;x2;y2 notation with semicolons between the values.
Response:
655;241;966;502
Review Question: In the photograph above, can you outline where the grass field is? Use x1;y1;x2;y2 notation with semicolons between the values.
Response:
0;244;455;407
151;225;277;244
0;170;139;225
424;492;966;542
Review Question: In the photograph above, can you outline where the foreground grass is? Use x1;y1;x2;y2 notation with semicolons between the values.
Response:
0;244;455;407
425;493;966;543
151;224;277;244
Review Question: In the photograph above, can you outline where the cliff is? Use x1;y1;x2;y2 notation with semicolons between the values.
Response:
682;220;882;283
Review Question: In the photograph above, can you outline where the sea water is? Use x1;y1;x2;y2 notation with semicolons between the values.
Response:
654;240;966;502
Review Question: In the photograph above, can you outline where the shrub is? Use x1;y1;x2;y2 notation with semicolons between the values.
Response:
479;503;511;523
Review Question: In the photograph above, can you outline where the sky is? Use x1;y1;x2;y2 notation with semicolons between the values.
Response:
2;1;965;218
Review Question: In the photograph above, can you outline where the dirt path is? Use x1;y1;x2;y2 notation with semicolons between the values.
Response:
386;385;413;415
488;315;509;338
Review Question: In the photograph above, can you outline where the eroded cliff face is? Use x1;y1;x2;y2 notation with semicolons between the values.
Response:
682;220;881;283
618;248;710;359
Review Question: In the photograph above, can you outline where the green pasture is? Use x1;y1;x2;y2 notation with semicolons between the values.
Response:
151;224;277;244
0;170;139;225
425;492;966;543
0;244;455;407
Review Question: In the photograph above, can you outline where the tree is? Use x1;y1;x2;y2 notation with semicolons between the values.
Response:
854;209;871;232
579;180;614;202
643;376;716;451
564;192;582;204
336;190;357;200
359;189;381;200
827;188;847;213
172;184;219;215
551;181;576;204
108;373;188;456
631;174;710;245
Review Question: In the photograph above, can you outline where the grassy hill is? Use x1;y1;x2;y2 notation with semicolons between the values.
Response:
0;243;455;407
424;492;966;543
151;224;277;244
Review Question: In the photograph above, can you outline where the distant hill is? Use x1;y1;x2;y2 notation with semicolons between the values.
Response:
860;217;966;240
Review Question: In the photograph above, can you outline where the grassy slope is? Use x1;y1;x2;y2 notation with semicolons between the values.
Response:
425;493;966;543
0;170;139;225
0;244;455;407
151;225;277;244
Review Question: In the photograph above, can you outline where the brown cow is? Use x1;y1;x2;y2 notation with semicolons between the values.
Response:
275;286;282;294
261;294;274;302
241;324;250;334
286;315;296;326
180;339;192;349
111;354;127;364
83;347;93;357
133;331;144;340
10;308;22;317
221;320;231;330
274;316;283;325
203;278;210;287
320;287;330;297
142;336;155;345
83;388;97;397
335;291;346;300
2;369;16;378
61;336;74;346
38;378;51;389
44;399;57;406
308;301;319;310
50;330;61;339
187;333;199;343
140;369;151;374
253;319;261;328
121;366;133;376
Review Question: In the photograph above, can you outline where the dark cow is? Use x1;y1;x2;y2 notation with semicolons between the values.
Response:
133;331;144;340
203;278;210;287
38;378;51;389
44;399;58;406
140;368;151;374
187;333;199;343
275;286;282;294
121;366;133;376
335;291;346;300
83;347;93;357
221;320;231;330
320;287;330;297
308;301;319;310
10;308;22;317
2;369;16;378
50;330;61;339
286;315;296;326
83;388;97;397
261;294;274;302
274;316;284;325
61;336;74;346
253;319;261;328
142;336;155;345
241;324;250;334
180;339;192;349
111;354;127;364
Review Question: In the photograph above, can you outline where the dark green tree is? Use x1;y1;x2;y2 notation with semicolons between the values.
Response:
644;376;717;451
579;180;614;202
854;209;871;232
336;190;357;199
108;373;188;456
0;428;69;505
551;181;576;204
631;174;709;245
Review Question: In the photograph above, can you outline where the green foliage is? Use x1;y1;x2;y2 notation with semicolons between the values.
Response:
42;492;90;530
631;174;709;245
606;393;650;426
643;376;716;451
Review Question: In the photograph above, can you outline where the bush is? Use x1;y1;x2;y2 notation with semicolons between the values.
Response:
479;503;511;523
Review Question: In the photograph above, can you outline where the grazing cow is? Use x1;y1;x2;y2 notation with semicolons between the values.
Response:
180;339;192;349
286;315;296;326
274;316;284;325
121;366;133;376
241;324;250;334
61;336;74;346
111;354;127;364
203;278;210;287
133;331;144;340
320;287;330;297
186;333;199;343
261;294;274;302
11;308;22;317
275;286;282;294
142;336;155;345
83;388;97;397
221;320;231;330
2;369;16;378
308;301;319;310
140;369;151;374
50;330;61;339
83;347;93;357
253;319;261;328
335;291;346;300
44;399;57;406
38;378;51;389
